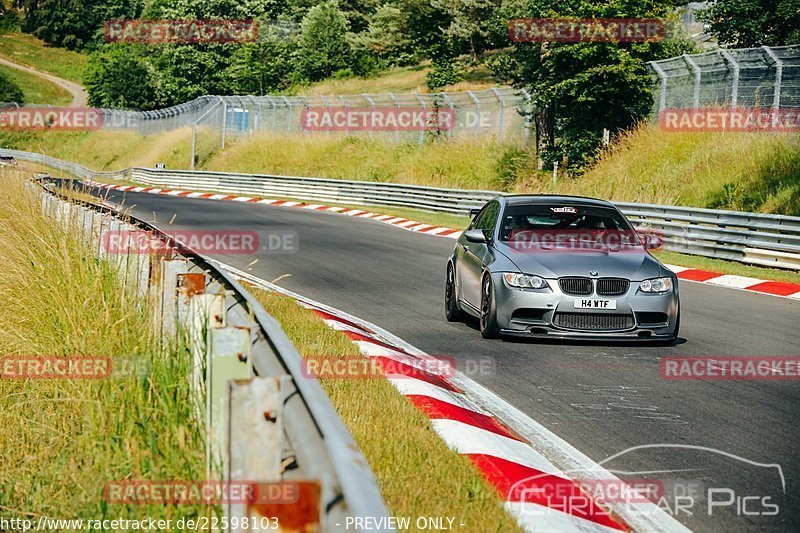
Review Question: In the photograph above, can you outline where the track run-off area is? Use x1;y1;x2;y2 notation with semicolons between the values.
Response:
95;185;799;532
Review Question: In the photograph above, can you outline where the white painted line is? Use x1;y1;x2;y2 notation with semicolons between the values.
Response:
424;227;451;235
430;419;566;478
209;194;228;200
705;274;766;289
258;199;279;204
232;196;253;202
388;377;480;413
789;291;800;299
345;209;365;216
326;206;345;212
384;217;406;224
302;204;325;210
281;201;302;207
396;220;420;228
663;264;690;273
166;190;185;196
187;192;205;198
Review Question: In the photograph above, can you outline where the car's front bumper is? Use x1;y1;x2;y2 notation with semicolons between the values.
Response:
491;272;679;341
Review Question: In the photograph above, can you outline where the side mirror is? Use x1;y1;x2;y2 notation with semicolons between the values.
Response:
642;233;663;250
464;229;488;243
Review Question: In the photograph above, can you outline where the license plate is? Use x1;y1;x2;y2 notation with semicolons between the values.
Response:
574;298;617;310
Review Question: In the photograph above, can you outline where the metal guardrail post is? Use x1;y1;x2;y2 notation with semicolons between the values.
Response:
718;49;740;108
683;55;702;108
762;46;783;110
227;377;285;532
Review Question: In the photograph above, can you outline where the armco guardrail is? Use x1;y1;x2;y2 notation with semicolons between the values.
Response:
7;148;800;270
35;175;391;530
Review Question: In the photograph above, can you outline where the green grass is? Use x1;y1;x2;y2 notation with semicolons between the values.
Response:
0;63;71;105
0;168;205;521
298;63;501;96
248;287;522;532
542;124;800;216
0;31;88;83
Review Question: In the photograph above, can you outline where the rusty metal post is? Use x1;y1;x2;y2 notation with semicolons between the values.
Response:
160;258;191;338
207;326;252;479
227;377;283;532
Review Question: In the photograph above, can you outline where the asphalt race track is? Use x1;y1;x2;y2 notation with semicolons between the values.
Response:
96;187;800;532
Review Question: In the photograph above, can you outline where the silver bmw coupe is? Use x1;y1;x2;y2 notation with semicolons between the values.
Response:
445;195;680;342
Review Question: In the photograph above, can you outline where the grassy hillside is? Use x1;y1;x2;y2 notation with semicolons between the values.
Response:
0;31;88;83
0;63;71;104
299;63;500;96
520;124;800;216
3;123;798;216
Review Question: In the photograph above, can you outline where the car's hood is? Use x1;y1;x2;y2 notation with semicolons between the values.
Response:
496;242;665;280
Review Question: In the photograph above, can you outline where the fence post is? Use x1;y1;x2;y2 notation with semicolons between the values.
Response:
491;88;507;142
363;94;376;140
220;96;227;149
282;96;293;133
650;62;669;112
414;94;426;145
763;46;783;110
719;49;740;109
467;91;480;139
683;55;702;108
388;93;400;143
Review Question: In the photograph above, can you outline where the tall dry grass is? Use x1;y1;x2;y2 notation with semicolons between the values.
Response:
0;170;204;521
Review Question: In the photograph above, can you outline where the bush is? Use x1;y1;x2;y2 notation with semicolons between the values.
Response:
0;71;24;103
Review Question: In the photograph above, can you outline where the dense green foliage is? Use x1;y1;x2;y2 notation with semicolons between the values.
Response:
0;70;24;102
489;0;698;173
10;0;792;170
699;0;800;47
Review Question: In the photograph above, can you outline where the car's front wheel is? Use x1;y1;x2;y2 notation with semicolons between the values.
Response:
480;274;499;338
445;263;465;322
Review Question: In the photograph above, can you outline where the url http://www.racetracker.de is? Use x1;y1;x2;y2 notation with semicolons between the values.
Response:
0;516;282;531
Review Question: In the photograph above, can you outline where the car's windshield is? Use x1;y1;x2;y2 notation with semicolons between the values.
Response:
499;204;633;242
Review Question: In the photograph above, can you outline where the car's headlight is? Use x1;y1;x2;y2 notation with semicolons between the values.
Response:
504;273;548;289
639;277;673;293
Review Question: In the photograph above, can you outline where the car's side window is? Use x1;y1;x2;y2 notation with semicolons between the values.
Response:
476;201;499;234
469;204;490;230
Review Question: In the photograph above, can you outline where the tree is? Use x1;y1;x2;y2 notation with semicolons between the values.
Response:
295;1;353;81
0;71;24;103
699;0;800;47
491;0;698;173
85;45;165;109
432;0;496;62
364;4;415;64
222;37;296;94
22;0;143;50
